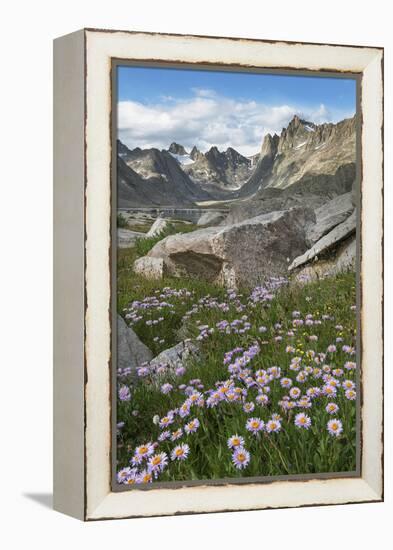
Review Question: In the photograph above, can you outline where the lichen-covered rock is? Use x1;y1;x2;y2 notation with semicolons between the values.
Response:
143;207;314;288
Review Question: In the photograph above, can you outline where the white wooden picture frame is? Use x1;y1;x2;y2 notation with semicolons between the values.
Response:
53;28;383;521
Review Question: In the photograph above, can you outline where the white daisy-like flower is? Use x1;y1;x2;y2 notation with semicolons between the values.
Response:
232;447;250;470
327;419;343;437
343;379;356;390
326;402;339;415
184;418;200;434
345;389;357;401
280;377;293;388
227;434;245;449
147;452;168;477
246;417;264;435
289;387;301;399
171;443;190;461
294;413;312;429
265;419;282;433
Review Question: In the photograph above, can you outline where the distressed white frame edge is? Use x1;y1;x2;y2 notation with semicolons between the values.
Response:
83;30;383;520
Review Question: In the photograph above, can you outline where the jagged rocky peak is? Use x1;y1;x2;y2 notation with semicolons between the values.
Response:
205;146;249;166
184;144;251;190
117;139;133;158
225;147;251;165
260;133;280;158
205;145;220;160
190;145;203;160
168;142;188;155
278;115;317;153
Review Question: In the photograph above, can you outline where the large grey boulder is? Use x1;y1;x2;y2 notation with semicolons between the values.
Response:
197;211;226;226
146;217;169;238
289;210;356;271
117;228;145;248
138;207;315;288
306;192;354;246
117;315;153;373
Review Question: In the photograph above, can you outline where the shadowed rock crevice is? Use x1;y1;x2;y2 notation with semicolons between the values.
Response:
169;251;224;282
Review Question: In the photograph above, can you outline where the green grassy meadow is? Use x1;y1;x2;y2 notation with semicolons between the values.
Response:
116;227;358;485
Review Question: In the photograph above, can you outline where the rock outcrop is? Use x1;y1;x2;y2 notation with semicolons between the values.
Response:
183;145;252;191
117;315;153;374
117;228;145;249
289;210;356;271
134;257;166;279
150;340;199;375
136;207;315;288
146;217;169;238
238;115;356;200
305;192;354;246
294;236;356;282
168;142;188;155
197;211;226;226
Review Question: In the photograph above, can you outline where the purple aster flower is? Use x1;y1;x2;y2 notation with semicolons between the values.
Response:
246;417;264;435
265;419;282;433
232;447;250;469
171;443;190;461
136;469;153;484
294;413;312;429
345;389;356;400
184;418;200;434
327;419;343;437
147;452;168;477
280;377;293;389
117;467;133;483
158;430;171;442
175;366;186;376
160;383;173;395
227;434;245;449
118;385;131;401
159;414;175;428
326;402;339;415
243;402;255;413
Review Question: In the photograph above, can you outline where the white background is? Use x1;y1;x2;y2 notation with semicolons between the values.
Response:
0;0;391;547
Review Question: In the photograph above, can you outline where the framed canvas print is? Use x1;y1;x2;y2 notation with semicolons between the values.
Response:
53;29;384;521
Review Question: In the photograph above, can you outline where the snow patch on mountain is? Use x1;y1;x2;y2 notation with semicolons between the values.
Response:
169;152;195;166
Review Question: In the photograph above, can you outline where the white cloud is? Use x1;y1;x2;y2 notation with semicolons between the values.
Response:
118;91;354;157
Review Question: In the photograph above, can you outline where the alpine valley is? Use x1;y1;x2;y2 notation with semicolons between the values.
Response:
116;113;359;484
118;114;357;285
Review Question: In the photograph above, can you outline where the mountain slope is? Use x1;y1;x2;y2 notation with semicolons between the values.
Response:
240;115;356;198
183;145;252;191
117;140;212;207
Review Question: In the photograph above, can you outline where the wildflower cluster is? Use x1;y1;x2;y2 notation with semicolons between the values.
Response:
117;271;357;483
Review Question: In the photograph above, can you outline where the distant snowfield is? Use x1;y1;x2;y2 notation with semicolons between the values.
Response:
169;152;195;166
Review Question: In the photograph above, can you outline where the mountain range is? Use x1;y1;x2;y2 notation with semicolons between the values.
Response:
117;114;356;208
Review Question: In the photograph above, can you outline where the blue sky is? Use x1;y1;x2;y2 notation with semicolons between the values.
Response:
117;65;356;156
